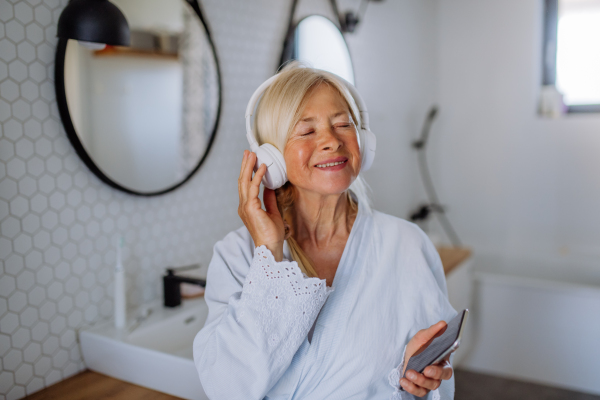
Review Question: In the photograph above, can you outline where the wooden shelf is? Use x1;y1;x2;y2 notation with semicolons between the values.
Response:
93;46;178;60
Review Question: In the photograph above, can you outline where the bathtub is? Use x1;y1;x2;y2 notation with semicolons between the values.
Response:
460;253;600;395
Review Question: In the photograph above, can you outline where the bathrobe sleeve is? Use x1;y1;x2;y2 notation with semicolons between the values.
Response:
388;227;457;400
193;230;332;400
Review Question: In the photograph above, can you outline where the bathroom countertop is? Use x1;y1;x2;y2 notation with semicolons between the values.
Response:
438;246;472;276
26;370;183;400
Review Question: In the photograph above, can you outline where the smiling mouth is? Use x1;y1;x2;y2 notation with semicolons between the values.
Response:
315;160;348;168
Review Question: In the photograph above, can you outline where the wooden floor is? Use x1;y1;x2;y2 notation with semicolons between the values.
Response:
25;370;183;400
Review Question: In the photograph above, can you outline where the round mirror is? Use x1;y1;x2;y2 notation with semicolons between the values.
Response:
55;0;221;196
281;15;354;84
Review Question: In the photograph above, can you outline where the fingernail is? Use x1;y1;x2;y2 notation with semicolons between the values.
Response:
407;371;416;380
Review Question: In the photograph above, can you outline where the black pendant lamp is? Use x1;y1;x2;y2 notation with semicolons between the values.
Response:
57;0;130;46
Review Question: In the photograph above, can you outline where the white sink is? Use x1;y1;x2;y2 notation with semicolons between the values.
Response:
79;298;209;400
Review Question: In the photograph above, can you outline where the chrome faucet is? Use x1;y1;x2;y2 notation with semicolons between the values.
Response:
163;264;206;308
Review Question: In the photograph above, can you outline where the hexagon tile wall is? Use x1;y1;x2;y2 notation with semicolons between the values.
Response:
0;0;301;398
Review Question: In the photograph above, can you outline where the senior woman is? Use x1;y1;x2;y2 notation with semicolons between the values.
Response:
193;63;456;399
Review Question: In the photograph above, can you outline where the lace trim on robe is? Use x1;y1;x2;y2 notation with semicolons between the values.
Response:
388;345;441;400
237;245;333;363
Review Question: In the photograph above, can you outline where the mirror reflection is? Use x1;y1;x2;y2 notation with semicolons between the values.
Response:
63;0;219;194
286;15;354;84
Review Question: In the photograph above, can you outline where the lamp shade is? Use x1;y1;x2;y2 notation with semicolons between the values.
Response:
57;0;130;46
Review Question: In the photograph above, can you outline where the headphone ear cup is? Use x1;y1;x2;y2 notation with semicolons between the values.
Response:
254;143;287;190
360;129;377;172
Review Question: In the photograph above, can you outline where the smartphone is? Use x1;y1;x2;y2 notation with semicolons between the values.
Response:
403;309;469;378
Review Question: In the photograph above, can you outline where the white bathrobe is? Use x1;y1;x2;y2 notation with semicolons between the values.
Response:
193;202;457;400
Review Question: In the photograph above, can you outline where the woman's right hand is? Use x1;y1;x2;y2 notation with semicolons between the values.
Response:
238;150;286;261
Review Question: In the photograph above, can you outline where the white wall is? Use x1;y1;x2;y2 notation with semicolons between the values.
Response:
435;0;600;267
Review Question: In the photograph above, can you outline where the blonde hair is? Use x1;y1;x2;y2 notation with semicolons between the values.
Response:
254;62;372;277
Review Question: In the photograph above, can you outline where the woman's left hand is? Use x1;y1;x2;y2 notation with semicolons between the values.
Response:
399;321;454;397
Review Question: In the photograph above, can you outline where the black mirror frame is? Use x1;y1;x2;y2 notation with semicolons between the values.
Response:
54;0;222;196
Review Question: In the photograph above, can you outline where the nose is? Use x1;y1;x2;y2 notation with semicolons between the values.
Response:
319;127;343;152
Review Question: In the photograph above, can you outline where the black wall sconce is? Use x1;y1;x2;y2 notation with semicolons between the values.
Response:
57;0;130;47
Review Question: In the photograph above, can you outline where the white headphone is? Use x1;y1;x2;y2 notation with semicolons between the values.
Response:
245;72;376;190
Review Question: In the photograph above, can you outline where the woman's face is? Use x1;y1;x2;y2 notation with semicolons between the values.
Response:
284;83;361;197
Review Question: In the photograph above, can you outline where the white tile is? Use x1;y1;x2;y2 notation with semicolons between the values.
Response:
45;156;62;175
25;24;43;45
0;61;7;80
14;2;33;24
36;266;53;287
33;355;50;376
23;342;41;363
62;242;77;260
4;119;23;141
7;385;26;400
33;4;51;27
24;250;42;271
11;327;30;350
18;176;37;197
8;291;27;313
56;173;71;191
0;98;11;121
41;335;58;355
66;190;81;207
13;233;32;255
58;209;74;227
5;20;25;43
0;139;15;161
19;306;37;328
0;333;10;357
41;211;57;230
81;272;95;290
26;377;44;395
0;275;16;297
8;60;27;83
0;297;6;316
53;261;69;281
0;371;15;394
23;119;42;139
14;362;33;385
29;194;46;214
31;99;49;120
35;43;53;64
39;81;53;102
49;315;65;335
44;369;61;387
0;199;8;220
1;216;20;238
32;230;50;250
5;254;24;276
50;226;67;245
37;174;55;194
19;80;38;101
12;99;31;121
7;158;26;180
0;39;16;62
51;348;68;369
66;310;82;328
28;60;45;82
27;287;45;308
16;270;35;292
64;277;79;295
48;192;64;210
34;137;51;158
0;313;19;335
0;1;14;22
43;245;60;266
26;157;44;177
30;321;48;342
74;291;88;309
59;330;74;349
39;302;56;322
46;281;64;300
83;305;97;322
9;195;29;217
56;296;72;314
